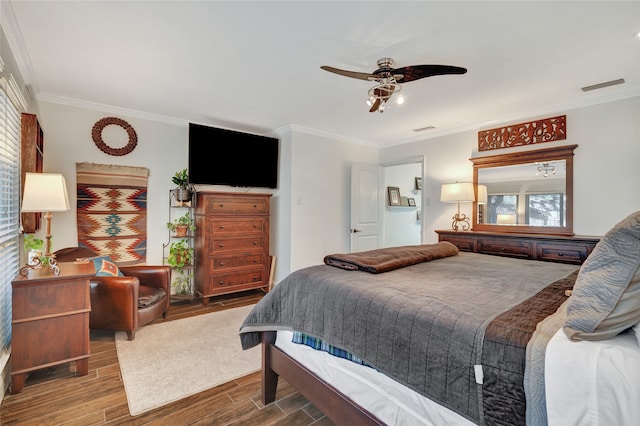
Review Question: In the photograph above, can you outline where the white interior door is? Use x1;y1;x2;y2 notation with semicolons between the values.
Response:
350;162;384;252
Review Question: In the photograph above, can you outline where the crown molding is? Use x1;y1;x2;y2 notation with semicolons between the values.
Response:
286;124;376;147
0;1;38;96
37;92;188;126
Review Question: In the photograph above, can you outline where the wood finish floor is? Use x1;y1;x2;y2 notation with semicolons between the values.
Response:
0;290;334;426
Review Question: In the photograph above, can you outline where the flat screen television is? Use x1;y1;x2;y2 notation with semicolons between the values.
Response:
188;123;279;189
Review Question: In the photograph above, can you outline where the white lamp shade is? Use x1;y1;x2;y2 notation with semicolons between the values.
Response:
477;185;488;205
440;182;475;203
21;173;70;213
496;214;517;225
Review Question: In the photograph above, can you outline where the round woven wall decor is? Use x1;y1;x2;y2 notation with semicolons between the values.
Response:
91;117;138;156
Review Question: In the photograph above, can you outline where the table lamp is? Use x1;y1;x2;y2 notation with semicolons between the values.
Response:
441;182;475;231
21;173;70;257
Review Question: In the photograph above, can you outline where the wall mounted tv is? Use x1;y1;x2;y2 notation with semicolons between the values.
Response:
188;123;279;189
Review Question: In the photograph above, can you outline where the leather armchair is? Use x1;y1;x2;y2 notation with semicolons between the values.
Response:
54;247;171;340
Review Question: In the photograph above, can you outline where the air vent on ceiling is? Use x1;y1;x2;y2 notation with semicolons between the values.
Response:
581;78;625;92
413;125;436;132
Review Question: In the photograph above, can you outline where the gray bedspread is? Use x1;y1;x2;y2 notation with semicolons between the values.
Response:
240;252;577;424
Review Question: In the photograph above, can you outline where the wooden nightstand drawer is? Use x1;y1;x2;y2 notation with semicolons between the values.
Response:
477;238;532;259
210;253;265;271
207;218;265;234
12;279;89;321
537;243;589;264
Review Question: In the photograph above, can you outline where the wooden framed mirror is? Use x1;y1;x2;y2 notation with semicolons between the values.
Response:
472;144;577;235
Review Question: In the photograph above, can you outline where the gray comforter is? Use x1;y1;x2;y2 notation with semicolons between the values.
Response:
240;252;577;424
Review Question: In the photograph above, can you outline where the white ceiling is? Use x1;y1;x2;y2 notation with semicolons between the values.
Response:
3;1;640;147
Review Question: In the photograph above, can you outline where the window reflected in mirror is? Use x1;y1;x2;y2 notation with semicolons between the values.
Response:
481;193;566;226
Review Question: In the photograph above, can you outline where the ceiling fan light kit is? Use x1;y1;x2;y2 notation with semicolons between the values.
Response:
321;57;467;113
366;80;403;113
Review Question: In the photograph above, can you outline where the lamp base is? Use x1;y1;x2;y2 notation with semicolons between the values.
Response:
19;256;60;276
451;213;471;231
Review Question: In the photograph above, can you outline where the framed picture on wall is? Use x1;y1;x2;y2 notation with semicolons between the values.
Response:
415;177;422;190
388;186;401;206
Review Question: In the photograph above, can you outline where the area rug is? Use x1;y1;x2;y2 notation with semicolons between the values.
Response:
76;162;148;265
115;305;261;416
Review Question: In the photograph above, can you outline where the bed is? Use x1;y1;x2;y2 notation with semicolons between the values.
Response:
240;211;640;425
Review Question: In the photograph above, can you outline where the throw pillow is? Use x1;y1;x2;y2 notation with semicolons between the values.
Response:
91;256;124;277
564;210;640;341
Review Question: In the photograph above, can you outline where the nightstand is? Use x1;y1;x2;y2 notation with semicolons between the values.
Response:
11;261;94;393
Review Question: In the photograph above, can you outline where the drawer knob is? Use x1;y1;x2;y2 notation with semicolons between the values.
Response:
219;281;224;284
253;258;258;263
500;248;505;251
219;244;224;247
219;225;224;229
558;252;564;256
253;241;258;245
253;204;257;208
253;276;258;280
219;262;224;266
219;204;224;208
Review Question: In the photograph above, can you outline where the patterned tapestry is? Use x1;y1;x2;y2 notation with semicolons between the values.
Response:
76;162;148;265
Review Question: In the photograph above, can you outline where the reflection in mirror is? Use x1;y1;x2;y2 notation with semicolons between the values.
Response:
472;144;577;235
477;161;566;226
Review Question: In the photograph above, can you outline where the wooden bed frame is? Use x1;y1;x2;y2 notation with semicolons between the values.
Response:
261;330;384;425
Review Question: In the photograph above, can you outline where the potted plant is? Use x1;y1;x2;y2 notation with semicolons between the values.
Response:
171;269;193;296
172;168;193;202
167;211;196;237
166;239;193;269
23;234;45;266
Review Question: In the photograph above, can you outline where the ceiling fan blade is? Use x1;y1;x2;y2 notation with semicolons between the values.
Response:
393;65;468;83
321;65;376;81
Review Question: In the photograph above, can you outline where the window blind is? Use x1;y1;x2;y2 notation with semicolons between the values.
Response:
0;79;21;368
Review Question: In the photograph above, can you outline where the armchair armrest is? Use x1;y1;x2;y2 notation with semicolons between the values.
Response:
89;276;140;335
119;265;171;292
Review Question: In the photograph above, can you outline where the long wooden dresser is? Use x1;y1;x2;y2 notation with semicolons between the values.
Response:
194;191;272;306
436;230;600;265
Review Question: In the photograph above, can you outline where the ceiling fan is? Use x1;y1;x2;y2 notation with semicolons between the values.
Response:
321;57;467;113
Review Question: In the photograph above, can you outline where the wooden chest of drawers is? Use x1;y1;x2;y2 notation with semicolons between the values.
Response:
436;230;600;265
195;192;271;306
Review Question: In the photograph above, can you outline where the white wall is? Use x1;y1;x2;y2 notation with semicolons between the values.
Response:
384;162;422;247
379;96;640;241
36;101;187;265
288;130;378;275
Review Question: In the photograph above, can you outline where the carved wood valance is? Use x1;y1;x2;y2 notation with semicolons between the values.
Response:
478;115;566;151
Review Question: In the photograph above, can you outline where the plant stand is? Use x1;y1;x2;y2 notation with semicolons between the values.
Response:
163;190;196;302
